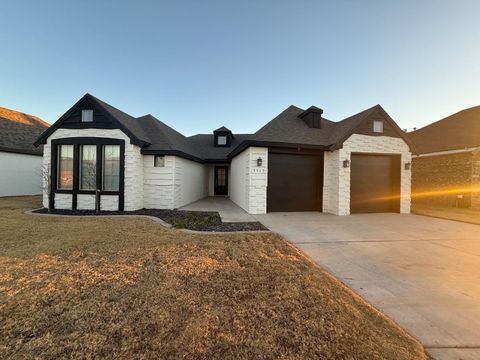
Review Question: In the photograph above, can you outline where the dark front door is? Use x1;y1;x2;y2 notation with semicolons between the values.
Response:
350;154;401;213
267;153;323;211
214;166;228;195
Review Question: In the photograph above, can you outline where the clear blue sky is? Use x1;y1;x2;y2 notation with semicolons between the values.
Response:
1;0;479;135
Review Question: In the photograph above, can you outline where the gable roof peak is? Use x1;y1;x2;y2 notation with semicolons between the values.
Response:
214;126;231;132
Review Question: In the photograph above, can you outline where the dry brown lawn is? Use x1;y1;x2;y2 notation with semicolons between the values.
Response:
0;196;429;359
412;203;480;225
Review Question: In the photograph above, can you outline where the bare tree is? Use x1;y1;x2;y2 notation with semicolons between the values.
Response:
80;159;100;214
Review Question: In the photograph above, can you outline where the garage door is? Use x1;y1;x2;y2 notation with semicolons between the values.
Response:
267;153;323;212
350;154;401;213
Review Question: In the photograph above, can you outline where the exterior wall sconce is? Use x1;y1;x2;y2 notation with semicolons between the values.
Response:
405;162;411;170
343;159;350;168
257;157;263;167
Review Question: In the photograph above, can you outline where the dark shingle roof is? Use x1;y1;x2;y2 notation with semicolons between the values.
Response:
248;105;336;146
136;114;205;161
214;126;231;132
408;105;480;154
188;134;251;160
91;95;152;145
37;94;408;162
87;98;407;160
248;104;382;147
0;107;49;155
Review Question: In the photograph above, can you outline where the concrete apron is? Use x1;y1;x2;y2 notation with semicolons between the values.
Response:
179;196;255;223
255;212;480;360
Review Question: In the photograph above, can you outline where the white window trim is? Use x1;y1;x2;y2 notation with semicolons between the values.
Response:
154;155;165;167
217;135;227;145
373;120;384;133
82;109;93;122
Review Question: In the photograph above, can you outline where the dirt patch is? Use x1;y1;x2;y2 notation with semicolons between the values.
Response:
33;207;268;232
1;196;429;359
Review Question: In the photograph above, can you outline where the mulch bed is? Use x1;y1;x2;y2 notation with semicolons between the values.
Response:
33;208;268;232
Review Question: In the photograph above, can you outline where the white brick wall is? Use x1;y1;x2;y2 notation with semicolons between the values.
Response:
323;134;411;215
101;195;119;211
230;146;268;214
42;128;144;211
77;194;95;210
143;155;176;209
54;193;72;209
173;157;208;208
143;155;208;209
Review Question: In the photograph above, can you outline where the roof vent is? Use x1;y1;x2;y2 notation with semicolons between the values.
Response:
299;106;324;128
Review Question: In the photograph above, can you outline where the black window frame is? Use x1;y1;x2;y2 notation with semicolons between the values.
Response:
49;137;125;211
79;144;97;191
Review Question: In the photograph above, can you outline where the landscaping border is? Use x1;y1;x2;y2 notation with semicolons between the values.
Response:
25;209;270;234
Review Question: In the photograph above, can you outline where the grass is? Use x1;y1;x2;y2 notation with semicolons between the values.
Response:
412;202;480;225
0;196;429;359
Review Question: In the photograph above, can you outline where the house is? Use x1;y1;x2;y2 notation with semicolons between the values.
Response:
0;107;49;197
34;94;413;215
409;105;480;209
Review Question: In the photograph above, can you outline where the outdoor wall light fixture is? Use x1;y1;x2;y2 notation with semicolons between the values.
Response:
257;157;263;167
405;162;411;170
343;159;350;168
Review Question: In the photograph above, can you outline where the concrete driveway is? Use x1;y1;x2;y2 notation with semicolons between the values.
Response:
255;212;480;360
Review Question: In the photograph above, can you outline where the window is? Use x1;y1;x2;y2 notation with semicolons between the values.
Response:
102;145;120;191
82;109;93;122
154;155;165;167
373;120;384;133
217;135;227;145
80;145;97;190
57;145;73;189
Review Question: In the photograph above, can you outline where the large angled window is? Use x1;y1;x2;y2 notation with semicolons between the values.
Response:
57;145;73;189
80;145;97;190
103;145;120;191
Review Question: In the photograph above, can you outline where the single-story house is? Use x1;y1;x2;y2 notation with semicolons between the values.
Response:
0;107;49;197
34;94;413;215
409;105;480;209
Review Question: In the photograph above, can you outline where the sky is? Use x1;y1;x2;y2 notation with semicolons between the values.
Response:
1;0;479;135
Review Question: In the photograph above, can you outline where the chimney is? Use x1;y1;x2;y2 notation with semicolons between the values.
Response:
299;106;324;128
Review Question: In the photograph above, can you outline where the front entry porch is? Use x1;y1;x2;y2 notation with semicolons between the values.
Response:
180;196;255;223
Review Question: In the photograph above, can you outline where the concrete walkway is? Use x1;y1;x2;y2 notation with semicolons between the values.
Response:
180;197;255;223
255;212;480;360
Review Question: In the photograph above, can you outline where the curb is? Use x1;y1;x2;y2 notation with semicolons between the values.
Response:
24;209;172;229
24;209;271;234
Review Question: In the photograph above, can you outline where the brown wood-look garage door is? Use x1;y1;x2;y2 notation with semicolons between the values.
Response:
267;153;323;212
350;154;401;213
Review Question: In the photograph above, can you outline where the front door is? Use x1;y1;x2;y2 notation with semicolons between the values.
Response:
214;166;228;195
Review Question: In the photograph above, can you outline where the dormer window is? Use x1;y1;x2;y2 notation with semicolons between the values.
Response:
82;109;93;122
373;120;383;133
213;126;234;147
217;136;227;146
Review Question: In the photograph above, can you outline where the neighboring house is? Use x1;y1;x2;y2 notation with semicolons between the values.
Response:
409;105;480;209
34;94;413;215
0;107;49;197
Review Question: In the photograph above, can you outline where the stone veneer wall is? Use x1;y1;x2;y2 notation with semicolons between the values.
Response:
323;134;411;215
412;151;474;207
230;146;268;214
42;128;144;211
